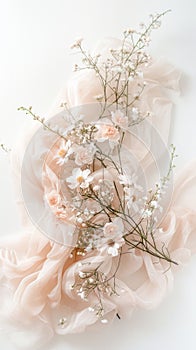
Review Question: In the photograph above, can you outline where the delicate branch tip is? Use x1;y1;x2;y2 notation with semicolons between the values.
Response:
0;143;11;153
18;106;32;113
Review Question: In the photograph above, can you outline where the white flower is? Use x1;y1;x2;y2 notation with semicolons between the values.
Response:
119;173;138;187
75;143;96;166
55;139;73;166
124;187;139;212
101;218;125;257
119;172;143;212
136;70;144;78
70;37;83;49
128;75;134;82
142;209;152;218
111;110;128;129
151;200;158;208
107;239;124;257
66;168;93;189
88;307;94;312
119;173;143;193
131;107;139;121
111;65;123;73
78;290;87;300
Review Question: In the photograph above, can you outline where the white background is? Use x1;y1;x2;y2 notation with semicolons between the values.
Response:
0;0;196;349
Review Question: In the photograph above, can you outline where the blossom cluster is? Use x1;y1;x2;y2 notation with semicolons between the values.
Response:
45;109;145;257
18;11;177;326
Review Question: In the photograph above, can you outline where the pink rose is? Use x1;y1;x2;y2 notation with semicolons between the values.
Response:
45;190;61;207
95;124;120;143
103;217;124;238
75;143;96;166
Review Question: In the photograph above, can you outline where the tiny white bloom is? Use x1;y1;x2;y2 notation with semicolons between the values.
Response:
78;271;86;278
128;75;134;82
142;209;152;218
151;200;158;208
70;37;83;49
108;242;121;256
158;228;164;234
136;70;144;78
88;307;94;312
101;319;109;324
77;217;84;224
88;277;95;284
111;66;122;73
131;107;139;121
78;291;87;300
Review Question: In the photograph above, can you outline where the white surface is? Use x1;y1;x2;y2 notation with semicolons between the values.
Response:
0;0;196;349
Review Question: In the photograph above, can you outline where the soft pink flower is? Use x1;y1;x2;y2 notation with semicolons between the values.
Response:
45;190;61;207
101;218;125;256
103;217;124;238
75;143;96;166
94;124;120;143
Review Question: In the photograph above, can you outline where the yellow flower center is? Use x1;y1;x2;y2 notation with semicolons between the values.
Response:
58;149;66;158
77;176;84;183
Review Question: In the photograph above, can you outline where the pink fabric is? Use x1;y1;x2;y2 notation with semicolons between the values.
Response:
0;39;195;348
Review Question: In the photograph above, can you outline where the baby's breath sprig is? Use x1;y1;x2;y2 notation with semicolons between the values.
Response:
70;10;170;119
123;144;178;266
71;261;119;323
18;106;68;140
143;144;177;216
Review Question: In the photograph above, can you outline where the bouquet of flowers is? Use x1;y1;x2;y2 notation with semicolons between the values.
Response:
1;10;196;346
